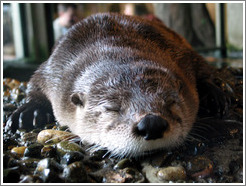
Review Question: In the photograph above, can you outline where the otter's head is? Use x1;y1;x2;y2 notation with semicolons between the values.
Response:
71;61;199;157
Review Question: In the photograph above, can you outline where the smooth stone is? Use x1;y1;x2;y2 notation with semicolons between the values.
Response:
21;132;38;143
39;168;63;182
186;156;213;179
56;141;84;156
24;143;44;158
157;166;186;181
142;163;186;183
41;146;57;159
7;79;20;89
60;151;84;165
103;168;145;183
114;159;133;170
11;146;27;158
37;129;76;145
35;158;63;175
18;157;40;168
62;161;87;182
89;149;109;161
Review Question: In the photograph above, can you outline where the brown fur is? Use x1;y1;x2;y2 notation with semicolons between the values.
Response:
7;13;225;157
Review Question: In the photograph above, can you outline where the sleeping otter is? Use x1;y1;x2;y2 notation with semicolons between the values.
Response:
6;13;229;157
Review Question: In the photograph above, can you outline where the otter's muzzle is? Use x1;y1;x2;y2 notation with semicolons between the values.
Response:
135;114;168;140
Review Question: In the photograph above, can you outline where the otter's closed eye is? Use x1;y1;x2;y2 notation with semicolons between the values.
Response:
104;105;121;112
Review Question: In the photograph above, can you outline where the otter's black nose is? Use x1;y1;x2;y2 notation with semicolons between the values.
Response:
136;114;168;140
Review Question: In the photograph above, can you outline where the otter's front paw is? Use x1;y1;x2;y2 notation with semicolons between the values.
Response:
198;80;231;118
5;102;54;133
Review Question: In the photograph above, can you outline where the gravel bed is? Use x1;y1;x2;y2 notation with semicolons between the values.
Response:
2;66;243;183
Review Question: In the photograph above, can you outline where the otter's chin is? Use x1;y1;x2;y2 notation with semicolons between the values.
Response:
77;125;190;158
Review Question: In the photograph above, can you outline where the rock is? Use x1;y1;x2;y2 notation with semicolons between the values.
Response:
34;158;63;182
114;159;133;170
186;156;213;179
11;146;27;158
89;149;109;161
18;158;40;168
19;175;43;183
24;143;44;158
16;129;26;137
62;161;87;182
103;168;145;183
7;79;20;89
157;166;186;181
3;167;20;183
41;146;57;159
142;163;186;183
56;141;84;156
35;158;63;173
37;168;63;183
60;151;84;165
21;132;38;144
37;129;76;145
3;103;17;112
3;137;18;151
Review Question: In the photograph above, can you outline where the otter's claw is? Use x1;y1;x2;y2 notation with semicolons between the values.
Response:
5;102;55;133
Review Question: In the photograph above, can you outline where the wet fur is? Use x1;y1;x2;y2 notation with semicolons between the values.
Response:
7;13;226;157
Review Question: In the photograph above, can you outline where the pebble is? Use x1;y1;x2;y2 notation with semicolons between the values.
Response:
89;149;109;161
16;129;27;137
37;129;76;145
41;146;57;159
3;103;17;112
19;175;43;183
62;161;87;182
142;163;186;183
24;143;44;158
60;151;84;165
7;79;20;89
56;141;84;156
186;156;213;179
103;168;144;183
18;158;40;168
114;158;133;170
37;168;63;182
3;137;18;151
3;166;20;183
35;158;62;172
157;166;186;181
21;132;38;144
11;146;27;158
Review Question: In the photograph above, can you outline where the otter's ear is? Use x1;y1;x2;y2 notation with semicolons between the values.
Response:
71;93;84;107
